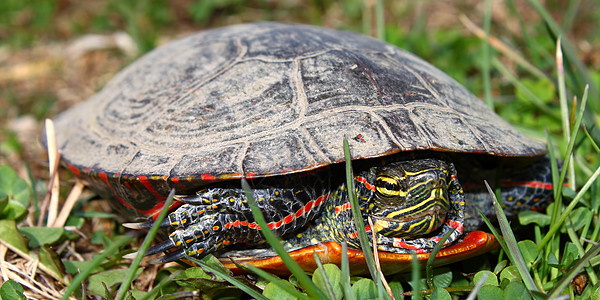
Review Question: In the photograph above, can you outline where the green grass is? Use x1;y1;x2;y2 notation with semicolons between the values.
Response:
1;0;599;299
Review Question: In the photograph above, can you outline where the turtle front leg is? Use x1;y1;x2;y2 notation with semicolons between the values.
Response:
135;186;327;262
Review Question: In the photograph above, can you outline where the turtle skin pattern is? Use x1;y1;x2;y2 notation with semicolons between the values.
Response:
142;158;465;262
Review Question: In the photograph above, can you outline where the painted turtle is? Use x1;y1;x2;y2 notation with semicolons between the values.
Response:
49;22;553;274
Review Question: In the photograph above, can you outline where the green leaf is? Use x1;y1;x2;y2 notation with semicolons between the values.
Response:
18;227;64;248
432;267;452;288
39;246;65;279
560;207;592;232
517;210;550;227
175;266;233;290
0;190;7;212
262;281;299;300
0;220;30;256
477;285;503;300
313;264;342;300
493;260;508;274
206;286;247;300
516;78;555;103
88;269;143;296
431;287;451;300
182;266;212;279
474;271;498;286
547;252;559;268
351;278;378;300
561;242;579;268
517;240;538;269
499;266;522;283
502;282;531;300
63;260;104;274
0;280;26;300
388;281;404;300
0;165;31;220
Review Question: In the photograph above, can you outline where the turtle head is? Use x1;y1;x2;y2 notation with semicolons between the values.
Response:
366;158;462;238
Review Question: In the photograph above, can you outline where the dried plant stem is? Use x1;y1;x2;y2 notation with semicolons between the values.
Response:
53;181;84;228
45;119;60;227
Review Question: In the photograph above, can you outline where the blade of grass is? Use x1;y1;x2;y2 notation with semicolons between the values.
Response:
241;179;327;299
466;271;490;300
526;0;598;98
187;257;269;300
485;181;539;293
115;189;176;300
539;85;590;251
556;39;576;190
425;228;456;289
492;58;559;118
459;14;550;82
540;163;600;251
312;250;337;300
506;0;552;66
481;0;493;109
546;243;600;298
410;252;422;300
367;216;393;298
340;242;355;300
375;0;384;41
243;263;310;300
343;138;377;279
344;139;389;300
139;270;182;300
565;218;598;285
61;235;133;300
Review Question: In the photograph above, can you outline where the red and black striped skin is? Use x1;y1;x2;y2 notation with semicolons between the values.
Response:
139;158;465;262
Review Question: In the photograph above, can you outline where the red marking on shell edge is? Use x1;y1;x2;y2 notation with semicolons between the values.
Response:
171;177;180;184
98;172;108;181
201;174;216;181
245;172;258;179
96;172;134;210
144;201;182;220
68;165;81;176
364;225;371;232
123;181;139;199
136;175;165;200
500;180;554;190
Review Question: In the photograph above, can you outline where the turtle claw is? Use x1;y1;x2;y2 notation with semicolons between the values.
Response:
146;239;177;256
123;217;174;230
149;249;186;263
123;222;149;229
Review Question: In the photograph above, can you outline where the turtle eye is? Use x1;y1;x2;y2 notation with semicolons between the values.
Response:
375;176;405;198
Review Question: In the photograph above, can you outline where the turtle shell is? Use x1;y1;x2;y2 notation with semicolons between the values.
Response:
50;22;545;217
